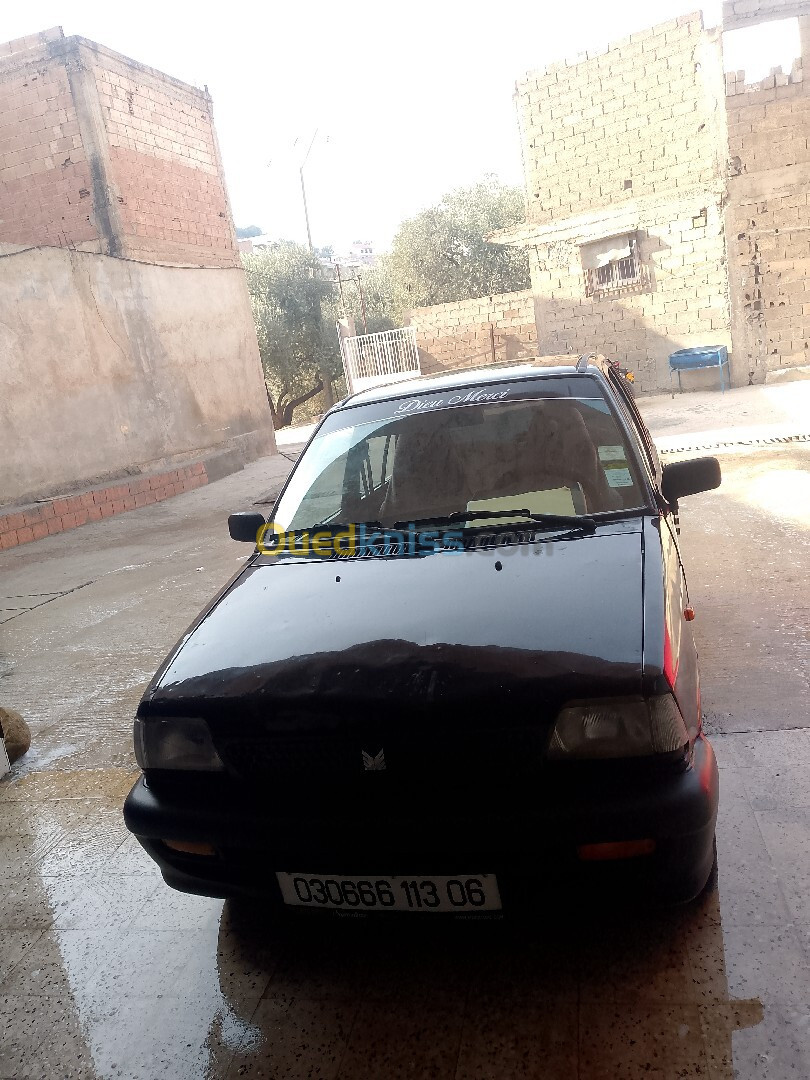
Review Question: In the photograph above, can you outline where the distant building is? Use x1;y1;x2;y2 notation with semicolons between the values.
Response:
348;240;375;266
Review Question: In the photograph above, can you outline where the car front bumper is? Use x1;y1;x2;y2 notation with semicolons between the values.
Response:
124;735;719;908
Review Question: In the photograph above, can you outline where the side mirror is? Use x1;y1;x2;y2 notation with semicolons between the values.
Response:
661;457;721;505
228;512;266;543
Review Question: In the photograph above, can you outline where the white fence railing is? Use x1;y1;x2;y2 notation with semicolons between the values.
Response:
339;326;421;395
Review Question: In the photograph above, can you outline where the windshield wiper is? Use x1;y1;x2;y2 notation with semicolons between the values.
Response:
393;509;596;532
310;520;385;531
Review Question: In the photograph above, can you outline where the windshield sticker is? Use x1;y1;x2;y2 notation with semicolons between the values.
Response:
316;379;611;436
605;467;634;488
598;445;626;462
394;388;510;414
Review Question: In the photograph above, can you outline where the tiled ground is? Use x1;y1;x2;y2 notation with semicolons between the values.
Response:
1;733;809;1079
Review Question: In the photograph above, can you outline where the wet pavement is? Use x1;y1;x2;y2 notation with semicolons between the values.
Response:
1;432;809;1079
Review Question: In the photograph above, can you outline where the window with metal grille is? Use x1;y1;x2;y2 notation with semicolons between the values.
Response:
581;234;643;297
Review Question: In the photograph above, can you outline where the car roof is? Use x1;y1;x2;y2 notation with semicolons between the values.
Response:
333;358;608;412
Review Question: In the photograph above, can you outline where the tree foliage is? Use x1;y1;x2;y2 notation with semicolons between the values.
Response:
383;176;529;316
241;178;530;427
242;243;342;428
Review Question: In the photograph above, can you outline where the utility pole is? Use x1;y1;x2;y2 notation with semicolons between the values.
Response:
298;129;318;252
335;264;346;316
353;274;369;334
297;129;334;408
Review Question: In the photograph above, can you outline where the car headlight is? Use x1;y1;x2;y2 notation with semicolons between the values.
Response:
548;694;689;759
134;716;225;771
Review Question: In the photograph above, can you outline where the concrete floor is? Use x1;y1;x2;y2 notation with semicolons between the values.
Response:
1;396;809;1079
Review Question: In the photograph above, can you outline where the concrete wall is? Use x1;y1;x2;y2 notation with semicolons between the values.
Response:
410;9;810;393
0;29;273;505
407;291;537;373
0;247;273;504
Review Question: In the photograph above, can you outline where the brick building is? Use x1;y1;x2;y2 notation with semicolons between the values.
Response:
0;28;274;516
488;1;810;392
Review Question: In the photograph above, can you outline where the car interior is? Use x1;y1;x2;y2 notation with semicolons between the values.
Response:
296;395;647;533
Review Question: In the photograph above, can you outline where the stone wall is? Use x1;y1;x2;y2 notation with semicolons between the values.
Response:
407;291;537;373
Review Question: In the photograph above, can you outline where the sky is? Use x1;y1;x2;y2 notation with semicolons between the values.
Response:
2;1;800;252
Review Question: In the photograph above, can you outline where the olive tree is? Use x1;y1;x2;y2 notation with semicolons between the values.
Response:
243;243;342;428
384;176;529;316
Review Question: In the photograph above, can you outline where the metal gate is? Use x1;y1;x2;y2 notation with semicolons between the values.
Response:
339;326;421;395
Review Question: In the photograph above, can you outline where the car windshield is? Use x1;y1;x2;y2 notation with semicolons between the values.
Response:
272;386;648;535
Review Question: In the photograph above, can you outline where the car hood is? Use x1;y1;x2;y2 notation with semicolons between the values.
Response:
145;523;646;717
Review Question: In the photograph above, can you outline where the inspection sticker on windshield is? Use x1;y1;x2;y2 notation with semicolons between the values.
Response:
599;445;633;487
605;467;633;487
598;445;626;462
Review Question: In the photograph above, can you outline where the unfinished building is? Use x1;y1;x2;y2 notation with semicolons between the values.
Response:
490;1;810;392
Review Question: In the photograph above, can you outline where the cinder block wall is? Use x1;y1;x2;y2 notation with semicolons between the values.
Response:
724;6;810;379
722;0;808;30
512;13;733;393
407;291;537;373
518;13;725;225
527;200;730;395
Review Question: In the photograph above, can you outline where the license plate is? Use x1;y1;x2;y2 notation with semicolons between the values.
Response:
276;873;501;913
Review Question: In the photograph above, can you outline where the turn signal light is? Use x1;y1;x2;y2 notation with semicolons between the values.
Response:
162;839;216;856
577;839;656;861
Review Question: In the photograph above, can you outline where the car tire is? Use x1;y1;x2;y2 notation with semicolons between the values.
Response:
700;835;718;895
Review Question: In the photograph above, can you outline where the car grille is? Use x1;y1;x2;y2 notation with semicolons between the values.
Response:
216;725;548;784
219;734;359;778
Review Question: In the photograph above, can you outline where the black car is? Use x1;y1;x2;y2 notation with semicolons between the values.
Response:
124;358;721;913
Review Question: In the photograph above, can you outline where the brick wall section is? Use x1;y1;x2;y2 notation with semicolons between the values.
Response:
0;463;207;550
0;30;240;266
408;290;537;373
0;29;96;247
516;13;725;225
726;55;810;374
93;51;239;266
